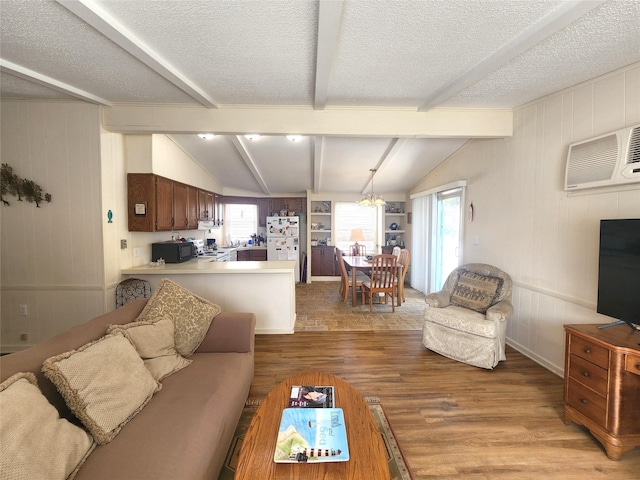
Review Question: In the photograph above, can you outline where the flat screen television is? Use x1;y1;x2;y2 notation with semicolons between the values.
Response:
597;218;640;330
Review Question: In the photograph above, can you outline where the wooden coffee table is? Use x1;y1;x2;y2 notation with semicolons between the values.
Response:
234;372;390;479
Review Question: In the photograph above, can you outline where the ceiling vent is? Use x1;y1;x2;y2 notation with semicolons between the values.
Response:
564;124;640;191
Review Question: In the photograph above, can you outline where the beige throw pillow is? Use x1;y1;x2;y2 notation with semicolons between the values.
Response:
135;278;221;356
450;270;504;314
107;318;192;381
0;372;95;480
42;334;160;445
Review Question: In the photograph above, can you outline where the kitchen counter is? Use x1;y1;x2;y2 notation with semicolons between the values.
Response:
121;258;296;334
122;258;287;274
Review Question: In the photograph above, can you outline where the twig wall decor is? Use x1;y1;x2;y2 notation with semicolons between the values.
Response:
1;163;52;207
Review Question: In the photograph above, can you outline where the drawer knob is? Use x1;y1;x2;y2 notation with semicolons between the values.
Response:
636;364;640;371
580;398;588;405
582;371;590;378
583;347;591;354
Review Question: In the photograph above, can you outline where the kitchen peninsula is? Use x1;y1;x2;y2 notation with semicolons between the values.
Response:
121;258;296;334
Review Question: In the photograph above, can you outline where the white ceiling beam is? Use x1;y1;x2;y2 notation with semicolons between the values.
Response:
230;136;271;195
0;59;112;106
361;138;405;194
103;105;513;138
314;0;344;109
417;0;607;111
56;0;218;109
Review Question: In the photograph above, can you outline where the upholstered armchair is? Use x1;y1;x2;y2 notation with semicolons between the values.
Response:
422;263;513;369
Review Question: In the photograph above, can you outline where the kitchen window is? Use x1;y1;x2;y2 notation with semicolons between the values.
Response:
225;204;257;244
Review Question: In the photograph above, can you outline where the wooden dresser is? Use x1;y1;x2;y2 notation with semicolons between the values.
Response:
563;324;640;460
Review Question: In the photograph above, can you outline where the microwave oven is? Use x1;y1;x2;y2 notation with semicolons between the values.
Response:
152;241;195;263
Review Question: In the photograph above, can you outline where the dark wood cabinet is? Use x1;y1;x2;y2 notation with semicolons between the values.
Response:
237;249;267;261
128;173;219;232
563;324;640;460
186;186;198;229
311;246;336;276
257;198;270;227
198;190;214;220
172;181;188;230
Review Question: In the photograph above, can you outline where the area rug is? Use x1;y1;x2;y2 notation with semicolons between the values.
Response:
218;396;413;480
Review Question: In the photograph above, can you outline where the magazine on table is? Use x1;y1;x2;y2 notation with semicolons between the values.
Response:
288;385;334;408
274;408;349;463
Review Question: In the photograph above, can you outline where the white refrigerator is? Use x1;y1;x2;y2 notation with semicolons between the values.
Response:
267;216;300;282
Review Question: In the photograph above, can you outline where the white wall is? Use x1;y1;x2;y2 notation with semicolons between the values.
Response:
410;63;640;375
1;101;105;351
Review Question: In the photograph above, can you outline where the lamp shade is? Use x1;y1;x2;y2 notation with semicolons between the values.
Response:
349;228;365;242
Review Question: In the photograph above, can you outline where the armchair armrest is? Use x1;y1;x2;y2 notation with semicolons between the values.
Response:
195;312;256;354
486;300;514;322
425;291;451;308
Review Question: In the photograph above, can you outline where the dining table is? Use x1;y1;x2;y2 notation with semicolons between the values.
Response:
342;255;402;307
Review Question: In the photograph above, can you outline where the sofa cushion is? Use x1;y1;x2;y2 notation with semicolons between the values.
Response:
42;334;160;445
135;278;221;356
450;270;503;313
107;318;192;381
0;372;95;480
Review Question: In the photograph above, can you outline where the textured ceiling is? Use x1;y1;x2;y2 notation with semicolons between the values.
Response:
1;0;638;196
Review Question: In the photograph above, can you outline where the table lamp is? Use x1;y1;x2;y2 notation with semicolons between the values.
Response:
349;228;365;255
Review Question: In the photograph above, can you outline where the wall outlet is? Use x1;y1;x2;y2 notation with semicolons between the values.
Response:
20;333;28;341
19;304;28;316
120;239;128;249
134;247;141;257
471;235;480;246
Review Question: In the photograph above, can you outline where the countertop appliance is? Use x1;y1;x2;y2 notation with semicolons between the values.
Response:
152;241;194;263
267;216;300;282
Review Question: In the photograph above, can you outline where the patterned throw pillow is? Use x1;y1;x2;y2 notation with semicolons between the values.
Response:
42;334;160;445
0;372;95;479
450;270;504;314
107;318;192;381
135;279;221;356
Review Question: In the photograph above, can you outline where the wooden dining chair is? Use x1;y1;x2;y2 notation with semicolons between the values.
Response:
396;249;410;303
350;244;367;256
361;254;397;312
336;248;370;303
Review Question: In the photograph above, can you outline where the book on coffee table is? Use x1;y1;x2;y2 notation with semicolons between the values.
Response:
274;408;349;463
288;385;334;408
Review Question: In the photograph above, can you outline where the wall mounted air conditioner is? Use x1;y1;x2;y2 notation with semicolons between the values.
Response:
564;124;640;191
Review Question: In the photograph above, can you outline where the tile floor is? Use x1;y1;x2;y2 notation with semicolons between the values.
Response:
295;281;426;331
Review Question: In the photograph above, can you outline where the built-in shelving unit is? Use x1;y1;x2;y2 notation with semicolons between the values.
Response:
310;200;332;246
384;202;406;248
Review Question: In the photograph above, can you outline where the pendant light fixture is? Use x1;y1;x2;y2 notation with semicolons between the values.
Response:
358;168;386;207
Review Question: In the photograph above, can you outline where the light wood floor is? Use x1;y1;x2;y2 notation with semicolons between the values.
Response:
248;282;640;479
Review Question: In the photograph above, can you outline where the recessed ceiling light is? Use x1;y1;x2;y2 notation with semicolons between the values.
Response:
197;133;215;140
286;135;303;142
244;134;261;141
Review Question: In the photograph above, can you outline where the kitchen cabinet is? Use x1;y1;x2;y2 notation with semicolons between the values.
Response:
186;186;198;229
237;249;267;261
563;324;640;460
128;173;215;232
173;182;188;230
311;246;336;276
198;190;214;221
214;193;224;227
257;198;270;227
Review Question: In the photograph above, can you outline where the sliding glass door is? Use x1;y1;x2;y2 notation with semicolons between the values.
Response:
433;189;462;290
411;183;465;293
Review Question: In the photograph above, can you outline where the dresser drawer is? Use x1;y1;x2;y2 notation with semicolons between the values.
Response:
568;353;608;394
626;353;640;377
570;335;609;369
567;378;607;425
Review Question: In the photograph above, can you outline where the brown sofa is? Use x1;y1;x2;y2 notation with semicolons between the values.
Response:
0;298;255;480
